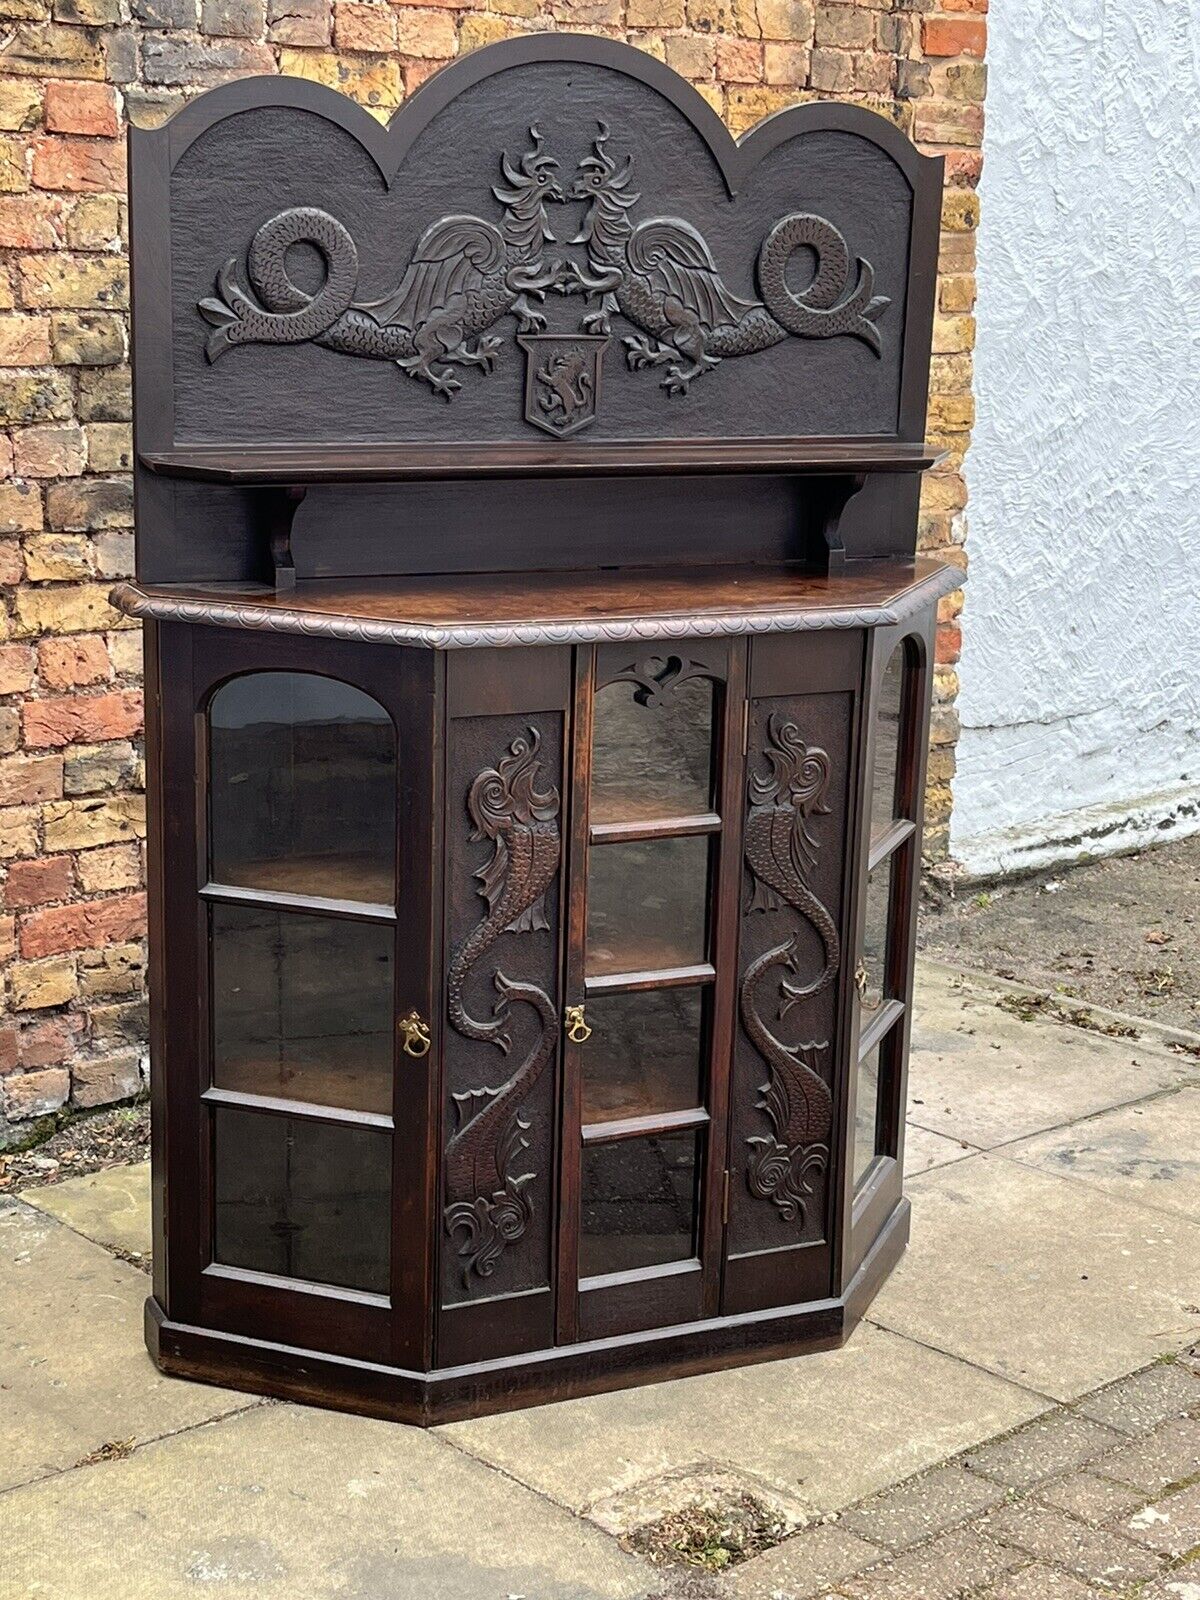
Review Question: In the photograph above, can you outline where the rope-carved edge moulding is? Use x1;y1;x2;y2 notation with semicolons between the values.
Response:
109;567;962;651
198;122;888;435
443;729;561;1285
741;714;841;1227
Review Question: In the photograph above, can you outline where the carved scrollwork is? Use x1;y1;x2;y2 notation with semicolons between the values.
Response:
741;714;841;1226
606;653;719;707
443;729;561;1287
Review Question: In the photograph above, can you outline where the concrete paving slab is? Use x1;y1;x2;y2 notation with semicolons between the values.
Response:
869;1155;1200;1400
0;1402;651;1600
903;1123;977;1175
442;1322;1047;1519
0;1198;249;1492
908;967;1188;1151
22;1161;151;1260
1005;1089;1200;1224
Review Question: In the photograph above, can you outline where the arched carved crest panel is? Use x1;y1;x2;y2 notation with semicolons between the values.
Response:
134;34;942;456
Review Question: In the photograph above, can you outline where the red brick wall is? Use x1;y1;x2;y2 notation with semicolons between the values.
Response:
0;0;982;1141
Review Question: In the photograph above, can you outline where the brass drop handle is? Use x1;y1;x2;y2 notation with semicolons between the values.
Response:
565;1004;592;1044
398;1010;432;1058
854;963;869;1004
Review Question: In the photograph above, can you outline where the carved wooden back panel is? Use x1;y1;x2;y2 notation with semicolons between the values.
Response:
130;35;943;583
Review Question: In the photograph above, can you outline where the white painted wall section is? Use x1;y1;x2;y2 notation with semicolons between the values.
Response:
952;0;1200;878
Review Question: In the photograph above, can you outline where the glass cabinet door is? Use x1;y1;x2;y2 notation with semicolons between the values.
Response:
561;645;739;1339
852;633;926;1197
204;671;397;1296
156;628;436;1369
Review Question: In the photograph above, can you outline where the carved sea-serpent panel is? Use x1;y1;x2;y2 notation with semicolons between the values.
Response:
443;724;561;1294
195;118;889;430
736;706;846;1243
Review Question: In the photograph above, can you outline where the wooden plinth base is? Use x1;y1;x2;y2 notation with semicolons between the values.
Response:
146;1201;908;1427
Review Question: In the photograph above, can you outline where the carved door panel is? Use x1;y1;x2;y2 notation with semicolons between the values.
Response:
436;648;572;1367
722;632;864;1316
557;640;745;1343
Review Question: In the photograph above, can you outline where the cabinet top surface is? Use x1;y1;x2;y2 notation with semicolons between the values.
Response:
112;558;961;650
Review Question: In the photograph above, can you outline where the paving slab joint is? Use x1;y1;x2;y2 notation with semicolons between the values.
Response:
920;959;1200;1059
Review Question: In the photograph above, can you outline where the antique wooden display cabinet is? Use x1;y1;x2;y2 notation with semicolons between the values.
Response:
119;34;957;1423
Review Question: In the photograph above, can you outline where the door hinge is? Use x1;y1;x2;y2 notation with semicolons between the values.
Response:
722;1168;731;1224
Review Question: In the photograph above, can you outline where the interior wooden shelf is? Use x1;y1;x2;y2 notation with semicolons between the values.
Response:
588;799;720;838
868;817;916;871
582;1055;705;1126
113;559;963;651
211;1045;393;1119
585;954;715;992
581;1106;710;1144
205;853;395;911
139;438;943;484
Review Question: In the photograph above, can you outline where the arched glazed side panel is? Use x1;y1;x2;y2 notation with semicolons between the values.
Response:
854;632;925;1188
207;668;397;906
842;606;936;1289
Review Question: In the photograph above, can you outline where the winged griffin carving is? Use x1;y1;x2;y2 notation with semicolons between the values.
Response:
565;123;889;395
199;127;563;398
197;118;890;418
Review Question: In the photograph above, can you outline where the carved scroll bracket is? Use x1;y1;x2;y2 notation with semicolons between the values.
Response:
806;472;868;572
254;484;307;592
607;653;719;706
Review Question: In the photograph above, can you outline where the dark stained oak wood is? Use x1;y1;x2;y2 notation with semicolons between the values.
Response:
140;440;944;484
112;560;961;650
145;1197;909;1423
133;34;950;1423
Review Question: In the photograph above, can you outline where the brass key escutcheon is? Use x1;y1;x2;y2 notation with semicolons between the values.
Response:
398;1010;432;1057
564;1004;592;1044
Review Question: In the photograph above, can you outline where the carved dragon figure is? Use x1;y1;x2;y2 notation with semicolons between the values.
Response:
444;729;561;1285
565;122;890;395
199;127;565;399
741;715;841;1225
